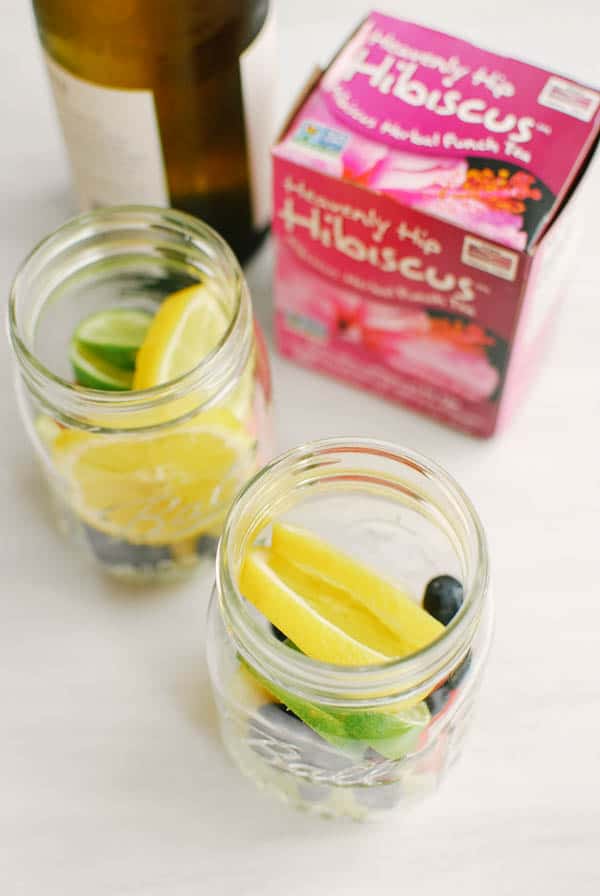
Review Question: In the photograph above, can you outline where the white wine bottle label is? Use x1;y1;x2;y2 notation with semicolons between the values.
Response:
240;7;277;230
45;55;169;210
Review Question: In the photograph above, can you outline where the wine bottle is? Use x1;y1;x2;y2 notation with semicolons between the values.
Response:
32;0;276;262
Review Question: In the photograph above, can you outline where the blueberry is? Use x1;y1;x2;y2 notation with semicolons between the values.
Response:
423;575;464;625
447;650;472;689
195;534;219;557
83;525;172;570
248;703;351;773
270;624;287;642
425;683;452;717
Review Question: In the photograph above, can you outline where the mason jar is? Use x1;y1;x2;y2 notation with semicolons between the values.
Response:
207;439;492;820
8;206;272;582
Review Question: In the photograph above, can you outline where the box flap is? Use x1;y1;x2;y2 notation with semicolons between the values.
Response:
275;12;600;251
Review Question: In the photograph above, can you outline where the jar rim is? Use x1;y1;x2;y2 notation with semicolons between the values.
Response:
8;205;252;430
216;438;490;708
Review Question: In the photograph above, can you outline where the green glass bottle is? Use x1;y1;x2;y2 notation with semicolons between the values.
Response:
32;0;276;262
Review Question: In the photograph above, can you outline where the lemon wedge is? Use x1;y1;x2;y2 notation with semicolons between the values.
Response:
239;549;388;666
53;409;253;544
133;283;229;389
132;282;254;426
265;549;408;657
270;524;445;654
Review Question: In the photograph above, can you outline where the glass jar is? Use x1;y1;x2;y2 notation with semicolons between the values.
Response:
9;206;272;582
207;439;491;820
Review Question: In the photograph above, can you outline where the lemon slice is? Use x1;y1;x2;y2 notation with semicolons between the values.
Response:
53;409;253;544
239;549;388;666
133;283;229;389
271;524;444;653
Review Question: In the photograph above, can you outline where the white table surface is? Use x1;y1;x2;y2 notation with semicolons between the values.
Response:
2;1;599;893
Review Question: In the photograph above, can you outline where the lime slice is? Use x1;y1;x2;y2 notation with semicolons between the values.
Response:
69;342;133;391
271;524;444;653
133;283;229;389
239;549;388;666
74;308;153;370
52;409;254;544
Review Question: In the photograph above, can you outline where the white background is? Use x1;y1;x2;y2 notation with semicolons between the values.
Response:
1;1;600;893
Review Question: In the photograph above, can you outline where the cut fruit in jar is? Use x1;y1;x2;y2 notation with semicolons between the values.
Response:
73;308;153;370
264;548;409;658
354;702;430;760
239;549;388;667
133;283;229;389
270;524;445;654
242;661;430;760
237;525;438;758
132;282;253;425
70;342;134;391
53;409;254;545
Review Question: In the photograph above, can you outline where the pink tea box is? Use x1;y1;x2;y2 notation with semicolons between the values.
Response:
272;12;600;436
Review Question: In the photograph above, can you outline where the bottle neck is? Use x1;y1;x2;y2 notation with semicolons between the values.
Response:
216;439;490;709
34;0;269;59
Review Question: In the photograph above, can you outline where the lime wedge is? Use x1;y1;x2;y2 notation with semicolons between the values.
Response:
74;308;153;370
243;661;430;759
69;342;133;391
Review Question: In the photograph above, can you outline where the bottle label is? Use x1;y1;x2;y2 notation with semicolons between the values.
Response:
240;6;277;229
45;55;169;210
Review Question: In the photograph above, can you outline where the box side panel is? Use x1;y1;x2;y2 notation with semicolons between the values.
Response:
497;206;580;429
273;153;528;437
